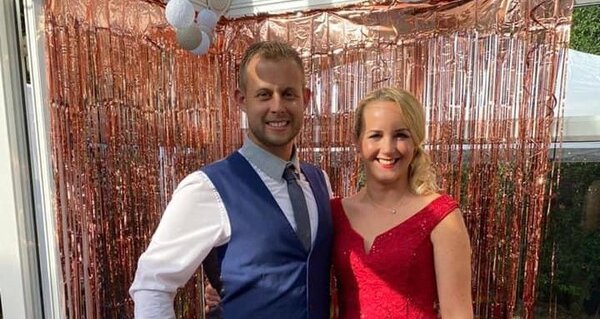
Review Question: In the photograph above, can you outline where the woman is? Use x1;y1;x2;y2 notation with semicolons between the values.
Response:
331;87;473;318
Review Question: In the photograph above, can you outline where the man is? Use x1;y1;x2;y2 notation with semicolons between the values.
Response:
130;41;333;319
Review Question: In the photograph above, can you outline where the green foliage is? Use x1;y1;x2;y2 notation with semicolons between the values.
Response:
537;162;600;316
536;6;600;315
570;6;600;54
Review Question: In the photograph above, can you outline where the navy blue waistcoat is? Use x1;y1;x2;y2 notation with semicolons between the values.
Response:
201;151;332;319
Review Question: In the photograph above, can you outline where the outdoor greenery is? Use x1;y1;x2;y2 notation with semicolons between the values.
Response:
570;6;600;55
538;163;600;316
536;4;600;317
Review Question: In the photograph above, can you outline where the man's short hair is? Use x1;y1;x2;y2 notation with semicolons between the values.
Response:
238;41;305;90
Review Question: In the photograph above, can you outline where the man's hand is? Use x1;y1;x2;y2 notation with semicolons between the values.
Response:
204;282;221;313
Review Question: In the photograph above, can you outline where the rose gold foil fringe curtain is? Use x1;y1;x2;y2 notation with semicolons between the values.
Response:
45;0;571;318
45;3;233;317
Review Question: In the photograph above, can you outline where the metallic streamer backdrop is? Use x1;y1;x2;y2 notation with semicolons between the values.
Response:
44;0;571;318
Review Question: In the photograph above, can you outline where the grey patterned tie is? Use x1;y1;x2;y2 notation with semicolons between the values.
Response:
283;164;312;251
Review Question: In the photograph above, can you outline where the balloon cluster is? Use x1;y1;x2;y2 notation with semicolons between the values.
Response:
165;0;229;55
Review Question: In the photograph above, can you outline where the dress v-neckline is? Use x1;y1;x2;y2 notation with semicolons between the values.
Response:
339;196;443;255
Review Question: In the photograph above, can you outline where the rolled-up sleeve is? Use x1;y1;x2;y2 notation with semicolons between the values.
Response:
129;171;230;319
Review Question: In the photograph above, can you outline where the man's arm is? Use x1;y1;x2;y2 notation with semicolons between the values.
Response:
130;171;230;319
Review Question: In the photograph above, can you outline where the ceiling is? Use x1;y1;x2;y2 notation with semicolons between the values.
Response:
190;0;368;18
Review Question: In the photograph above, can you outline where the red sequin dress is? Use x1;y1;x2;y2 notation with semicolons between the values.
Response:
331;195;458;319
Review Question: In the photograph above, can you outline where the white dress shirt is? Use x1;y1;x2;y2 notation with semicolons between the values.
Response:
129;137;332;319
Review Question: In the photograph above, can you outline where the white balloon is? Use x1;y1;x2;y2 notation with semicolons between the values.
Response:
197;8;219;30
191;31;210;55
165;0;195;29
198;24;214;42
176;25;202;50
207;0;230;13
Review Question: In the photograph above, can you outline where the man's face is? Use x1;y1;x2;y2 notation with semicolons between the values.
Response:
235;56;310;160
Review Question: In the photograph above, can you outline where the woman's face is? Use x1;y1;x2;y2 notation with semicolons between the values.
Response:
358;100;415;186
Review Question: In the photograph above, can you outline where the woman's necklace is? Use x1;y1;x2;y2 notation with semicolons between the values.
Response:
364;190;406;215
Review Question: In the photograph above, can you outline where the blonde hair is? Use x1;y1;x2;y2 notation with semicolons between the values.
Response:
238;41;305;90
354;87;439;195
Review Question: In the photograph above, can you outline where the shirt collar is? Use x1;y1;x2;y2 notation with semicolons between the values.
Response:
239;136;300;180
